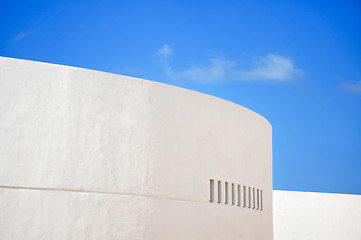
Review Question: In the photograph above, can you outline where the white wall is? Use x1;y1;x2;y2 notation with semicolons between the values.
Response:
0;57;273;240
273;190;361;240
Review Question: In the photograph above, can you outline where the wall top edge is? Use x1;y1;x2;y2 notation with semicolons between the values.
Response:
273;190;361;197
0;56;271;128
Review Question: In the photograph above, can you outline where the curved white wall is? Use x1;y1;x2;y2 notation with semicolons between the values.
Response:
0;57;273;239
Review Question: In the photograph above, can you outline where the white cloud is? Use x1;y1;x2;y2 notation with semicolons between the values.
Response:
236;54;303;81
340;80;361;94
173;57;235;83
157;44;173;59
157;45;174;75
12;31;32;42
156;45;303;83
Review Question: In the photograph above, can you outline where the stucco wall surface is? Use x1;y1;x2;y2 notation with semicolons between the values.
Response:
273;190;361;240
0;56;273;239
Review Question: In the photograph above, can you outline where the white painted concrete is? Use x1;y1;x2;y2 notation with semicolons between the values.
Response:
0;57;273;239
273;190;361;240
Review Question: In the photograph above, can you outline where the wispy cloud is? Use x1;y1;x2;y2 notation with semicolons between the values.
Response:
168;56;236;83
12;31;32;42
180;57;235;83
236;54;303;81
157;44;173;75
156;45;303;83
340;80;361;94
157;44;173;59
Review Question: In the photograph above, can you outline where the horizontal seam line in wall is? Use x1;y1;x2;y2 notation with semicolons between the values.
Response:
0;185;208;203
0;185;272;214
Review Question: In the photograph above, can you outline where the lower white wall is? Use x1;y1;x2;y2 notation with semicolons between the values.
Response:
0;187;272;240
273;190;361;240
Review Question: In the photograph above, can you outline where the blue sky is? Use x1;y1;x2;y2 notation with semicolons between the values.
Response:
1;0;360;194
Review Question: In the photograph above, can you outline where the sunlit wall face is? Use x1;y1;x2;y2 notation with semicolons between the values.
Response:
0;57;273;240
